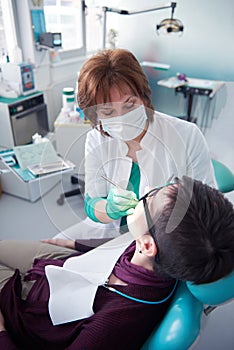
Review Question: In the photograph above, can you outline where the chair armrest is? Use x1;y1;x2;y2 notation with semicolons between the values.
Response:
141;282;203;350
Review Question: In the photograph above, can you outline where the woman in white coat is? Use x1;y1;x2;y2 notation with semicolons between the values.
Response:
77;48;215;235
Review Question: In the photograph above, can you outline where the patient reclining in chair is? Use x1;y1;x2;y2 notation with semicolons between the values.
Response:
0;176;233;350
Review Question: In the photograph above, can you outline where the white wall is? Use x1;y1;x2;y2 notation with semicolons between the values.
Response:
204;82;234;203
114;0;234;81
100;0;234;138
35;58;85;130
110;0;234;173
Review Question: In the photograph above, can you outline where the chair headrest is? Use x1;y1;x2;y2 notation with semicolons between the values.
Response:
186;270;234;305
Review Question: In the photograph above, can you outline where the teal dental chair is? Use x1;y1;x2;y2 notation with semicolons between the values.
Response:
142;159;234;350
211;159;234;193
142;271;234;350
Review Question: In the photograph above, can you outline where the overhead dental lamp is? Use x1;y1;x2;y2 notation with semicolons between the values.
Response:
102;2;184;48
156;2;183;34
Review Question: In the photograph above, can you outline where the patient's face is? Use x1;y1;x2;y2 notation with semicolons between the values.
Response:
127;187;170;240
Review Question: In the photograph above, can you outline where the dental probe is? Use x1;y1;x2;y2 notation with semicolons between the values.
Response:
101;174;139;204
101;174;125;189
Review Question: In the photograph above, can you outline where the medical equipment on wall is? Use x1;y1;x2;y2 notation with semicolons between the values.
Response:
102;2;184;48
1;62;35;96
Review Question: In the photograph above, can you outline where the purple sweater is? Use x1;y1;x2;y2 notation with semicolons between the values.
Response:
0;243;175;350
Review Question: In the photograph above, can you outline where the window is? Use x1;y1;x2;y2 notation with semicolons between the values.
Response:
0;0;17;63
43;0;85;53
43;0;104;55
0;3;7;51
85;0;120;52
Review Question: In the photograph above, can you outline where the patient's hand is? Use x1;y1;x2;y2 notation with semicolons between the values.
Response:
0;308;6;332
42;238;75;249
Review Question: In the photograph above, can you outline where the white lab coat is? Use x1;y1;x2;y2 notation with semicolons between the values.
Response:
85;111;216;199
55;112;215;240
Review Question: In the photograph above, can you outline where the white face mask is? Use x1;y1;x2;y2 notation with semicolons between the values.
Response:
99;105;147;141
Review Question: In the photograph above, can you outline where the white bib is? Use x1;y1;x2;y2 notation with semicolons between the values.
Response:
45;233;134;325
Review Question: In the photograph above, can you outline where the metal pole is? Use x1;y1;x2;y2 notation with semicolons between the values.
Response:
102;7;107;49
82;0;87;54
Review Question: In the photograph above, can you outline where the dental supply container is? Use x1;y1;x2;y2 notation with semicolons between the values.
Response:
62;87;75;111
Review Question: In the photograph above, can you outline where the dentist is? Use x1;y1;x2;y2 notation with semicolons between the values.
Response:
78;48;215;234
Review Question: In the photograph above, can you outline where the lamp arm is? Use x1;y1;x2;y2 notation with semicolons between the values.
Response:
102;2;177;49
102;3;175;15
170;2;177;19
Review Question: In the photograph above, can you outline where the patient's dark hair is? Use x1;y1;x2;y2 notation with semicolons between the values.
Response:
154;176;234;284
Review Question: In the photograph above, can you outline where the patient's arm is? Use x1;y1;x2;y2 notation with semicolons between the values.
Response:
42;238;75;249
42;237;112;252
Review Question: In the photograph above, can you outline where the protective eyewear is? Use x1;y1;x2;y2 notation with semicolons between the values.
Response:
139;176;178;262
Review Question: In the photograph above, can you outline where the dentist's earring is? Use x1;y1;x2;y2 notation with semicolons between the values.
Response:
139;249;142;254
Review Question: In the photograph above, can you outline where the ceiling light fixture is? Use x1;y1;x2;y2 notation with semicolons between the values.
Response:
102;2;184;48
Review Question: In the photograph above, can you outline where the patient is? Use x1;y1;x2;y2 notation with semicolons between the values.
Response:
0;176;233;350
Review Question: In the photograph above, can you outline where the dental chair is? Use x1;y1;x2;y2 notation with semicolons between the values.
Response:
141;160;234;350
211;159;234;193
141;271;234;350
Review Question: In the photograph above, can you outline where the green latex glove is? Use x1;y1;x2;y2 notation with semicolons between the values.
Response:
106;188;138;220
